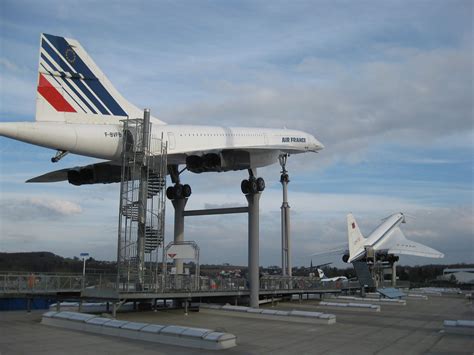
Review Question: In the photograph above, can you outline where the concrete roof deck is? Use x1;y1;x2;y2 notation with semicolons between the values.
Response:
1;293;472;354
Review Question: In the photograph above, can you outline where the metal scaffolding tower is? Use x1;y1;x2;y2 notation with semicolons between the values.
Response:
117;109;167;291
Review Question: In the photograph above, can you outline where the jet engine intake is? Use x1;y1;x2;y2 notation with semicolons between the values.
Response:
186;151;253;173
203;153;221;169
67;164;122;186
186;155;205;173
186;153;224;173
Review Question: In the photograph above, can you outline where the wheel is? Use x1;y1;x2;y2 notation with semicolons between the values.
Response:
182;184;192;198
249;179;258;194
166;186;175;200
174;184;183;199
241;179;250;194
256;177;265;192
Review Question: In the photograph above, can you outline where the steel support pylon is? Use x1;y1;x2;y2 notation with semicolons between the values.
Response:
172;197;187;274
279;154;291;277
246;192;261;308
391;262;397;287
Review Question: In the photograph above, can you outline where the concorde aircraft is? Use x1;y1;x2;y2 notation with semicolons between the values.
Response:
344;212;444;263
0;33;323;196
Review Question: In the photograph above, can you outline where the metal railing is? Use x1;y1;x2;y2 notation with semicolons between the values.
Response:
0;272;360;295
88;274;354;293
0;273;83;294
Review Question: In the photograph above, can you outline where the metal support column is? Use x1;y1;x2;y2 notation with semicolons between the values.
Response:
172;197;187;274
391;262;397;287
246;192;261;308
279;154;291;276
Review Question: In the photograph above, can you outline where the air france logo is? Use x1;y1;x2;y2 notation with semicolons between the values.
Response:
282;137;306;143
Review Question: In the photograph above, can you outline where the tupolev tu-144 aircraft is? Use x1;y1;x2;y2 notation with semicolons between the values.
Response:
344;212;444;263
0;33;323;195
312;213;444;263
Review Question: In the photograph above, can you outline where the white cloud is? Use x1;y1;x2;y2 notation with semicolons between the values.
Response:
28;197;82;215
0;197;82;220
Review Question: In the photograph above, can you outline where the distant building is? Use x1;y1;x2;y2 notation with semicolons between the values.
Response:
439;268;474;284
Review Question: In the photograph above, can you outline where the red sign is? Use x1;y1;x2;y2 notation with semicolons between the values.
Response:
168;253;177;259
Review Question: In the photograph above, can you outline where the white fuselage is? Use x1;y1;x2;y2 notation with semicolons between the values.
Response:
0;121;323;168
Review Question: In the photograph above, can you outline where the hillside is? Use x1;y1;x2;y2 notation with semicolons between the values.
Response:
0;252;116;273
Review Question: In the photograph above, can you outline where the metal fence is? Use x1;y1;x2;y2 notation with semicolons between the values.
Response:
0;273;83;294
0;272;359;295
85;274;351;293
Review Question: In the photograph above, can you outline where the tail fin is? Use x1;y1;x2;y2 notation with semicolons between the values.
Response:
347;213;366;262
317;269;325;279
36;33;165;125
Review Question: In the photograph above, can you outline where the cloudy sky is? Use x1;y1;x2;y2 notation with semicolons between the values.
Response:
0;1;472;267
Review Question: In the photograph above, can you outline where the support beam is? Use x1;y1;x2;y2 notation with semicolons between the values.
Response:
246;192;261;308
184;207;248;217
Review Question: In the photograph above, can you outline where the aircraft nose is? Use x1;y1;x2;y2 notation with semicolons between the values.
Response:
311;135;324;151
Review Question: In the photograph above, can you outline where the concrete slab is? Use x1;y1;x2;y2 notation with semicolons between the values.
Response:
319;301;381;312
444;320;474;335
334;295;406;305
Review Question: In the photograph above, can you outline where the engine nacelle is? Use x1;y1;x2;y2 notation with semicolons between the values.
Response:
386;254;399;263
186;151;250;173
67;164;122;186
203;153;221;169
186;155;205;173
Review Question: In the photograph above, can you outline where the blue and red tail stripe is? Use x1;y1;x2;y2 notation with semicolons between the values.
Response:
40;63;88;113
41;38;109;114
40;33;127;116
38;74;76;113
40;51;98;114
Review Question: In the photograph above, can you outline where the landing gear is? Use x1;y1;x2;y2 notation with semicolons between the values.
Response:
51;150;69;163
166;164;192;200
241;169;265;195
166;165;192;276
166;183;192;200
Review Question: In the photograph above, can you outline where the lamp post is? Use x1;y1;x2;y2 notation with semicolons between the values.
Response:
80;252;89;290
